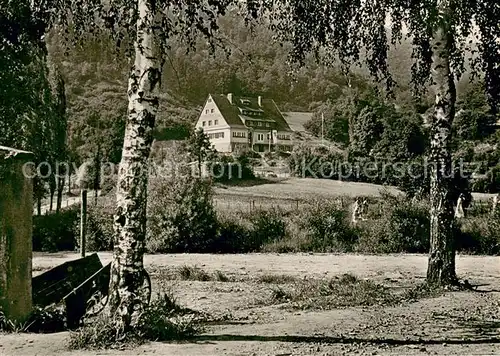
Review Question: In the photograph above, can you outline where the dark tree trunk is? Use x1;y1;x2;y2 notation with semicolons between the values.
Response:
426;8;458;286
49;193;54;212
37;197;41;216
56;177;64;213
49;175;56;212
34;176;43;216
68;173;72;195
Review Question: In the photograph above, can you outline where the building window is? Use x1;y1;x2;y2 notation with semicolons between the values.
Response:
211;108;214;113
214;119;218;125
257;122;263;127
277;134;291;140
205;109;209;114
265;123;270;127
202;121;206;127
208;132;224;139
208;120;212;126
233;132;246;138
208;98;212;102
257;133;264;141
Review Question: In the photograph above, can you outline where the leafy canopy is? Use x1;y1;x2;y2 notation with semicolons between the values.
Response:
271;0;499;106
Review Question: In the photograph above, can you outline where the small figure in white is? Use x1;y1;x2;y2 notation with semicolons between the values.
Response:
352;197;368;224
454;193;465;219
492;194;500;217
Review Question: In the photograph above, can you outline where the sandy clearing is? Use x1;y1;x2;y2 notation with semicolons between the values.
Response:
32;252;500;286
3;252;499;356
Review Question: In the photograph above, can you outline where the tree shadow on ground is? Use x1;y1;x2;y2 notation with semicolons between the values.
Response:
188;317;500;346
448;315;500;339
191;334;500;346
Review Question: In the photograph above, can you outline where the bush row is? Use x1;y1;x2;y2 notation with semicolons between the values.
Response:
33;194;500;256
32;197;114;252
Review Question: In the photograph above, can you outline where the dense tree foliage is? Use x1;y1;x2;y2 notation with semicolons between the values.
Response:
186;128;215;177
273;0;499;286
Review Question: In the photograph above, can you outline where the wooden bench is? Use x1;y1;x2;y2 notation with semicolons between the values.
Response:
32;253;111;328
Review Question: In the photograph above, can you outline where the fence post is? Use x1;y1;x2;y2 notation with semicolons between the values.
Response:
80;189;87;257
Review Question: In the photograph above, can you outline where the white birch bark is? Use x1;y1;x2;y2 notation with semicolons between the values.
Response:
426;1;458;286
108;0;162;328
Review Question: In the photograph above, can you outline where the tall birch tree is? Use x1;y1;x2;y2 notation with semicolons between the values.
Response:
33;0;266;329
269;0;499;286
27;0;499;330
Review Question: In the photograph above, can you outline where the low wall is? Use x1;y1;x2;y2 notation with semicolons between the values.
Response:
0;146;33;322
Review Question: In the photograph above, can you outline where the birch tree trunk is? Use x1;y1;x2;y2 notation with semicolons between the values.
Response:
426;4;458;286
108;0;162;328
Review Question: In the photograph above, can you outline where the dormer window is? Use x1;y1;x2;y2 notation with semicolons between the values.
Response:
240;99;251;106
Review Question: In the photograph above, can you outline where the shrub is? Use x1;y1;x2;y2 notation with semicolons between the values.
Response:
68;292;199;350
1;306;66;333
258;274;297;284
248;208;287;251
288;144;344;179
471;176;491;193
261;215;312;253
457;216;500;255
356;196;430;253
177;265;211;281
211;153;255;182
304;203;358;252
85;205;114;252
384;200;430;253
487;164;500;193
33;207;79;252
147;173;218;253
271;274;398;310
99;174;116;196
212;214;252;253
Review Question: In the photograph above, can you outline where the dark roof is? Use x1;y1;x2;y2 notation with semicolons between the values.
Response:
210;94;292;132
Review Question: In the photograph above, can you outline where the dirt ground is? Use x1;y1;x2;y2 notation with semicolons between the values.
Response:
3;252;500;355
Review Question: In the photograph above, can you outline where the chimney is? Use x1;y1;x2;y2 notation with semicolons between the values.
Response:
227;93;233;104
258;96;262;107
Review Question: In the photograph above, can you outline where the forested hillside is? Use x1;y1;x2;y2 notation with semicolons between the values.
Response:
3;9;496;195
44;11;426;164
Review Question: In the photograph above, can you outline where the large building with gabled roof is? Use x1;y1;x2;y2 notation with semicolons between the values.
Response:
195;93;294;153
